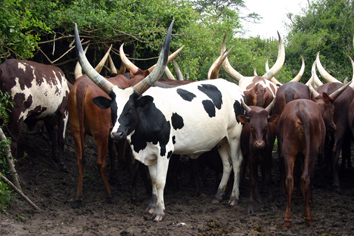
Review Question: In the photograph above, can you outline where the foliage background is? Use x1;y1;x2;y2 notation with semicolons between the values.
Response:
1;0;354;207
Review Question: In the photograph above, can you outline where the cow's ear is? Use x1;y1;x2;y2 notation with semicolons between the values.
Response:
236;115;249;124
136;95;154;109
322;92;333;104
268;114;280;123
92;96;112;109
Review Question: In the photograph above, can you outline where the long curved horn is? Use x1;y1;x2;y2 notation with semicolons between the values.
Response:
108;54;118;75
147;45;185;73
308;62;320;98
316;52;341;83
132;20;173;95
347;55;354;89
265;97;276;113
74;44;89;80
74;23;115;95
265;56;282;85
241;99;252;114
220;34;244;82
172;60;184;81
207;46;234;80
329;81;351;100
164;66;176;80
262;32;285;80
254;68;258;76
120;43;140;75
290;56;305;82
95;44;113;73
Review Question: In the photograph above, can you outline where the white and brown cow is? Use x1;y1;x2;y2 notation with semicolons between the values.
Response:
0;59;70;171
75;21;246;222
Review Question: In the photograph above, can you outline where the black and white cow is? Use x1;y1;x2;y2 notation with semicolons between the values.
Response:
0;59;71;171
75;21;245;222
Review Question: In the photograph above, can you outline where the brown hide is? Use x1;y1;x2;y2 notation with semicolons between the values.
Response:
69;71;151;206
0;59;70;172
315;82;354;191
69;69;195;206
278;99;326;228
237;106;279;215
274;81;311;192
244;76;276;108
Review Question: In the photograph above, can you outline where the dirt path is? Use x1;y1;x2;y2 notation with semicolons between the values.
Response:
1;128;354;235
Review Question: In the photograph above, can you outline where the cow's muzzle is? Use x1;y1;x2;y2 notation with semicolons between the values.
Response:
111;131;126;141
254;141;265;149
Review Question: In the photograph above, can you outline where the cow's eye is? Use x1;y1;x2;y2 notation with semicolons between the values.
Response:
128;107;133;114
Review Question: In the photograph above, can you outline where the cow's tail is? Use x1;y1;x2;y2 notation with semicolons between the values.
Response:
76;85;88;152
298;105;311;167
285;88;295;104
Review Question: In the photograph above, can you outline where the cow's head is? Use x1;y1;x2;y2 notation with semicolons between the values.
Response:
74;21;173;141
237;99;279;149
308;68;350;133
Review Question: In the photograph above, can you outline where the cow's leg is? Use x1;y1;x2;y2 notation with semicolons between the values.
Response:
96;138;114;204
229;140;243;206
341;132;352;171
248;154;258;214
147;163;158;214
72;132;85;208
301;153;316;226
43;120;67;172
331;140;342;193
283;153;296;229
214;143;232;203
57;112;69;172
146;155;170;222
129;157;141;205
264;152;276;211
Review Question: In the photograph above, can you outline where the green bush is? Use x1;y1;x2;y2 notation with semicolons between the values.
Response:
0;91;16;210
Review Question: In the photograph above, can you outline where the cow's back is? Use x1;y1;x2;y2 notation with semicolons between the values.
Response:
143;79;245;156
0;59;70;122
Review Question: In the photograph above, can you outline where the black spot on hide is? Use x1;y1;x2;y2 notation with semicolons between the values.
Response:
171;113;184;130
177;88;196;102
202;100;216;117
198;84;222;109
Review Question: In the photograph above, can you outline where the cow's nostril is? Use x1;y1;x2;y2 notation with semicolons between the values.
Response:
111;131;126;141
255;141;265;149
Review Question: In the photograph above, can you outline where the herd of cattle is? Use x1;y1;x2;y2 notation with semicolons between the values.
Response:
1;21;354;228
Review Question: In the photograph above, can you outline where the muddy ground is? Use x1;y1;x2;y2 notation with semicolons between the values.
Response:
1;125;354;236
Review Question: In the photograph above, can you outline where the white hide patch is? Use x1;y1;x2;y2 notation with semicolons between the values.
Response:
18;62;27;72
11;65;69;122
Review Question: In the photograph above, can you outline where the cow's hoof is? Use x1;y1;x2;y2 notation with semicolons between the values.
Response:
211;199;220;204
151;207;165;222
106;195;115;203
269;203;277;211
304;218;315;226
59;163;68;173
247;205;254;215
228;197;238;206
152;214;164;222
71;198;82;208
333;185;342;194
282;220;292;228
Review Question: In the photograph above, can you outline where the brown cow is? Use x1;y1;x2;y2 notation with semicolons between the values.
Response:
315;53;354;192
0;59;71;173
237;99;279;214
220;33;284;108
69;42;185;207
274;82;311;193
279;73;350;228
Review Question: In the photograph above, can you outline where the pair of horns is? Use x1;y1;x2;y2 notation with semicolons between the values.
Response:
241;97;275;115
308;61;351;100
221;32;285;83
74;21;174;95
